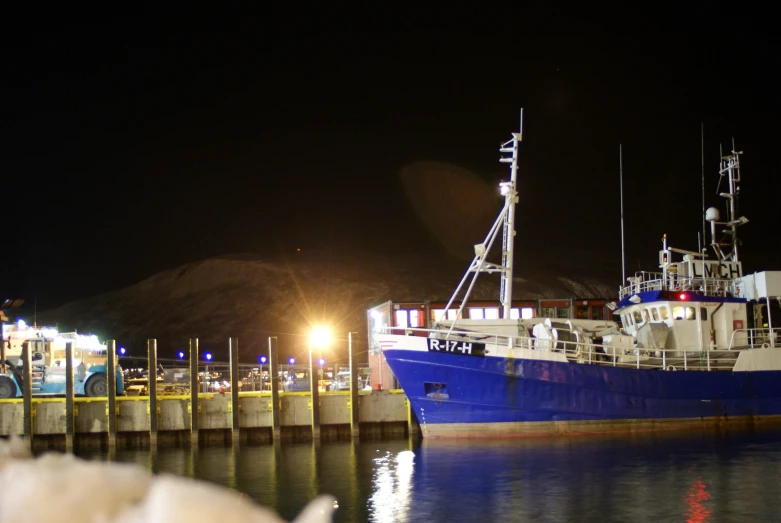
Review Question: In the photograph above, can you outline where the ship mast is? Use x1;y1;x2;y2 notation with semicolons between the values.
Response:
709;145;746;262
499;110;523;317
441;111;523;325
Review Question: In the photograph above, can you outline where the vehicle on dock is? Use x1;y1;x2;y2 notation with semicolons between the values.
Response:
0;322;124;398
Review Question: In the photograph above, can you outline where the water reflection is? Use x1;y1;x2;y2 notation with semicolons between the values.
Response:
75;427;781;522
368;449;415;522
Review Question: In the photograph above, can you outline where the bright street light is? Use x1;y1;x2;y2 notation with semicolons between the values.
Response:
259;355;267;364
205;353;212;361
309;326;332;349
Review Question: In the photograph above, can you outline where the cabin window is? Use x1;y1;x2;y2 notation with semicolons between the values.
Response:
659;306;669;320
485;308;499;320
576;306;589;319
591;306;603;320
541;307;555;318
686;307;696;320
651;308;659;321
642;309;650;322
410;309;421;327
395;310;408;328
521;307;534;319
433;309;461;321
469;308;484;320
509;308;520;320
700;308;708;321
673;306;685;320
634;310;644;324
557;307;571;319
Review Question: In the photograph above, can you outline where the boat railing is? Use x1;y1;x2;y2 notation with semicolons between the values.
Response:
619;273;736;300
729;328;778;349
619;272;663;299
381;325;766;372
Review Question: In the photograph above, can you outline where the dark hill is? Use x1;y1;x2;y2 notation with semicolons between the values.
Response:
35;250;616;364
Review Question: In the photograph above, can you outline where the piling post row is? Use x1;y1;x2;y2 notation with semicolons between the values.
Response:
106;340;117;450
22;342;33;449
349;332;359;438
229;337;240;442
65;341;74;452
148;339;158;447
189;338;199;446
269;336;280;440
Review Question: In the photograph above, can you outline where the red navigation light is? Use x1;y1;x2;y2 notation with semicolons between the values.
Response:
679;293;688;301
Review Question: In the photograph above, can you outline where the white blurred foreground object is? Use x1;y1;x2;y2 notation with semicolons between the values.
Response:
0;436;336;523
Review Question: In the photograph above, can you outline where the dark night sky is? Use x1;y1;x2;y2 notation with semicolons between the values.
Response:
2;7;779;310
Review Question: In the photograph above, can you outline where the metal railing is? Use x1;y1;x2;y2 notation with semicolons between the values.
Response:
382;325;775;372
619;272;735;299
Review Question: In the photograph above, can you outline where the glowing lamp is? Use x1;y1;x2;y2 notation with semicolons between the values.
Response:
318;358;325;367
679;293;688;301
309;326;332;349
289;357;295;365
178;351;185;359
259;356;267;364
205;353;212;361
119;347;126;355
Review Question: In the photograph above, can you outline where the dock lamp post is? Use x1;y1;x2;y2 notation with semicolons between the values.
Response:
204;353;212;392
308;327;332;437
259;355;267;390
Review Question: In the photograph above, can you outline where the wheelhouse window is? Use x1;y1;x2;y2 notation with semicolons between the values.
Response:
651;308;659;321
659;306;669;320
700;308;708;321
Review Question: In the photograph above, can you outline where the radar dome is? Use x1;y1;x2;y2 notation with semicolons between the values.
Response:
705;207;720;222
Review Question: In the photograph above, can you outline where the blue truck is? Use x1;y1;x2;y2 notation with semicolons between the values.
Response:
0;324;124;398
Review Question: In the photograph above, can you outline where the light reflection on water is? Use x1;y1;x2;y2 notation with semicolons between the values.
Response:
78;427;781;522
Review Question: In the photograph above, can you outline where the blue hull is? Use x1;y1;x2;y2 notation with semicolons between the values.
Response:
384;349;781;437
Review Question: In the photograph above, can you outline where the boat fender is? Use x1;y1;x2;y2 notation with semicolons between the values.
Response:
762;343;770;349
666;365;677;372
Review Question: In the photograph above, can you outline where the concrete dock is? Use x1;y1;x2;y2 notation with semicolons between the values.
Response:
0;388;417;450
0;336;420;451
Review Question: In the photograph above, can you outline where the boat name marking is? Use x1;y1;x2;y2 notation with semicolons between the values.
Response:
427;339;485;357
689;260;742;279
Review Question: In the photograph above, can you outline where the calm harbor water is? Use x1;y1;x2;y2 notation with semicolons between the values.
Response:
77;427;781;522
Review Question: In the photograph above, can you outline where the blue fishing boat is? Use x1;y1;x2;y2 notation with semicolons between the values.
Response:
373;112;781;438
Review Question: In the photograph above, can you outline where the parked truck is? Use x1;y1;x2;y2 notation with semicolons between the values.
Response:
0;321;124;398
